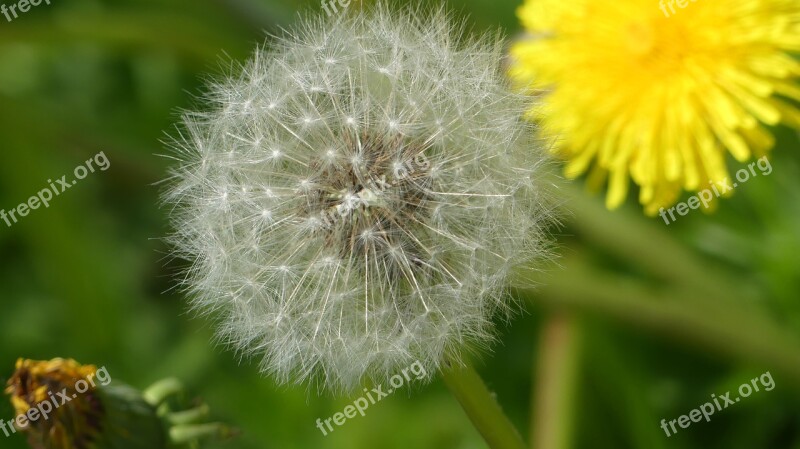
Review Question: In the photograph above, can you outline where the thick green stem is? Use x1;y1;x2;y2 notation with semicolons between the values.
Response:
518;259;800;387
441;360;528;449
530;313;581;449
561;183;755;302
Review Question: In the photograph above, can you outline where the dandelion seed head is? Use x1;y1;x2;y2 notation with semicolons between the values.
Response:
164;3;555;392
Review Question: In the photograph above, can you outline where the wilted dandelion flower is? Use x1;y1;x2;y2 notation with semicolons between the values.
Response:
5;358;162;449
5;358;234;449
164;4;555;391
509;0;800;214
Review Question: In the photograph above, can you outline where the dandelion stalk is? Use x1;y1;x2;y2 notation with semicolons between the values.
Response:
517;259;800;385
561;183;752;302
530;313;581;449
441;360;528;449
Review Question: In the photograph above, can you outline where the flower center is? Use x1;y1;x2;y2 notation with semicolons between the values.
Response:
329;186;388;216
305;133;433;265
624;17;698;76
625;22;657;57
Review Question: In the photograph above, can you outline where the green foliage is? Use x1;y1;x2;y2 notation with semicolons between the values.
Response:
1;1;798;448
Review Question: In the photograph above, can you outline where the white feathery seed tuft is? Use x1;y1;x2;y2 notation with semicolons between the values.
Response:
163;3;556;393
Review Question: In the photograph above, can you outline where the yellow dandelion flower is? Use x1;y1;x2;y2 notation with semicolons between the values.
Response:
509;0;800;214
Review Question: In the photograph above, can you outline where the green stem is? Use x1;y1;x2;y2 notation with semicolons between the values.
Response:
518;258;800;387
561;183;755;302
530;313;581;449
441;360;528;449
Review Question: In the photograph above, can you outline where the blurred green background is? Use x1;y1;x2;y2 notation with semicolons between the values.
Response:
1;0;799;448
